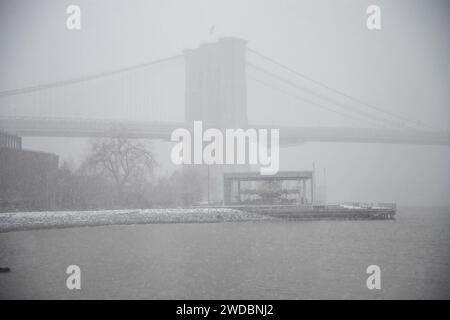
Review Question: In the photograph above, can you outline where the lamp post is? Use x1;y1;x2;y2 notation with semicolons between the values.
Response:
207;165;210;205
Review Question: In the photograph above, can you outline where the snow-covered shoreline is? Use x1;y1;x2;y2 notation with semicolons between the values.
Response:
0;208;274;232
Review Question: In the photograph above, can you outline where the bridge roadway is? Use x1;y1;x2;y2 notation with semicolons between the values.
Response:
1;117;450;146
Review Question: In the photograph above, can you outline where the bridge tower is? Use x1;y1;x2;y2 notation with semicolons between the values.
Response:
183;37;249;204
184;37;248;128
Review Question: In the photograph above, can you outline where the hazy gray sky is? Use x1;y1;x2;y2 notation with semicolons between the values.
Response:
1;0;449;205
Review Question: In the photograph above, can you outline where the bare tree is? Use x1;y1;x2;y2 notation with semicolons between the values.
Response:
81;136;157;204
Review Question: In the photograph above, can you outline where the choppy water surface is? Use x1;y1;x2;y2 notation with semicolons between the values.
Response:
0;207;449;299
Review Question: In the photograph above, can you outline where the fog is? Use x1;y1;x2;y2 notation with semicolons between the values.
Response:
1;0;449;206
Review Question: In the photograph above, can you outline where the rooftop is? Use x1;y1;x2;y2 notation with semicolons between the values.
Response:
224;171;313;181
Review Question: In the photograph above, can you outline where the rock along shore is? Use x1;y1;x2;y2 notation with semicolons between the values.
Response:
0;208;274;233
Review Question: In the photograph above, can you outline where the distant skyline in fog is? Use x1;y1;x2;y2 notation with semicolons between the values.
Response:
1;0;449;206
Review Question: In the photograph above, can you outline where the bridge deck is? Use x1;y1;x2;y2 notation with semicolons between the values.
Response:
1;117;450;145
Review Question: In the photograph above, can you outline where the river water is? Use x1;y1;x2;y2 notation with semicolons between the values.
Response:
0;207;449;299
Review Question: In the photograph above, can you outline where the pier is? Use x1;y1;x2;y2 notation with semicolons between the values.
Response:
224;204;396;220
223;171;396;220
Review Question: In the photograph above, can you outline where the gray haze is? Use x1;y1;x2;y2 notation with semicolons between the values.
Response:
1;0;449;206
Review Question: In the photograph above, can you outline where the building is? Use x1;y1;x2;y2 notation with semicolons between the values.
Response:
223;171;315;206
0;131;59;211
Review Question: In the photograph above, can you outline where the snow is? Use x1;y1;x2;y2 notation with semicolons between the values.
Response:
0;208;273;232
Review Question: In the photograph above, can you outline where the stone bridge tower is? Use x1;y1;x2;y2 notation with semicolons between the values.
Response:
182;37;249;204
184;37;248;128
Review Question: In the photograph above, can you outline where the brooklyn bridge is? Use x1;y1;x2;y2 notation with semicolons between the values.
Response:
1;37;449;146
